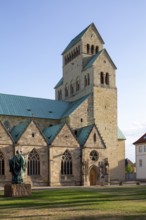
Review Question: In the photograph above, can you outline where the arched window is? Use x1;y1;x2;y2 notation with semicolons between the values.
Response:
76;79;80;91
61;150;72;175
0;151;4;176
91;45;94;54
69;54;71;61
105;73;109;85
28;149;40;176
60;90;62;100
74;49;77;57
84;75;87;87
95;46;99;54
77;46;80;55
58;90;62;100
73;50;76;58
76;47;79;56
71;52;74;60
70;83;74;95
87;44;90;54
87;73;90;85
58;91;60;100
100;72;104;84
65;85;68;97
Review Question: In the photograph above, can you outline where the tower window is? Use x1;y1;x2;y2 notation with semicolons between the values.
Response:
69;54;71;61
105;73;109;85
65;56;67;65
100;72;104;84
87;73;90;85
84;75;87;87
76;79;80;91
87;44;90;54
78;46;80;55
91;45;94;54
70;83;74;95
95;46;99;53
58;90;62;100
65;86;68;97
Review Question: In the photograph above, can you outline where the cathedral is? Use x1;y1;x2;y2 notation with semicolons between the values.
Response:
0;23;125;186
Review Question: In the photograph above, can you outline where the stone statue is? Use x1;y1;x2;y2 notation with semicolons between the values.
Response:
9;150;26;184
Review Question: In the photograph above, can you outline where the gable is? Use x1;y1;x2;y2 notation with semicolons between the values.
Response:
133;133;146;145
62;23;104;55
79;125;106;148
82;24;104;50
51;124;79;147
75;124;106;148
0;121;13;145
83;49;117;71
63;94;91;118
16;121;47;146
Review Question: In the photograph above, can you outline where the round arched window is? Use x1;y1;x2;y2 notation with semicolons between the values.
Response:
89;150;99;161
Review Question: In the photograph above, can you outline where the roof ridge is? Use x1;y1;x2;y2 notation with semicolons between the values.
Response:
0;92;56;101
62;23;91;55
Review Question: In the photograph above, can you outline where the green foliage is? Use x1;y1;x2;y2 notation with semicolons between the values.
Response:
125;164;134;173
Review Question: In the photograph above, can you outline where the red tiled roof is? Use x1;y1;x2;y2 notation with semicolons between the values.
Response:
133;133;146;145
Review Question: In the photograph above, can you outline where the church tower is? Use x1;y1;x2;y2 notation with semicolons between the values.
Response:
55;23;124;181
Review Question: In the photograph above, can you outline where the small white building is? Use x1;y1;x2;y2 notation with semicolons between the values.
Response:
133;133;146;180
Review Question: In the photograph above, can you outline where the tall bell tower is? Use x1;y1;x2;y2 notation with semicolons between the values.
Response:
55;23;122;180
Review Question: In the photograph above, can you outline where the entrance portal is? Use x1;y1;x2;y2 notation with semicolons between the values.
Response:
89;166;100;185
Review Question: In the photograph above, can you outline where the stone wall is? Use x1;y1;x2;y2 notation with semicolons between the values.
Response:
49;124;81;186
117;139;125;181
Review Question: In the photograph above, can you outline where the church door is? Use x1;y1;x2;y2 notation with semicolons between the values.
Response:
89;166;99;185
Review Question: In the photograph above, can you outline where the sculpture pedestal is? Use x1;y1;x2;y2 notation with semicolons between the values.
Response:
4;183;32;197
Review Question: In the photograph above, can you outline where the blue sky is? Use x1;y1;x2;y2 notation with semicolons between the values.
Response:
0;0;146;162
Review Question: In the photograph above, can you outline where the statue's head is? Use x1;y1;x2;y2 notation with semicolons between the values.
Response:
16;150;22;155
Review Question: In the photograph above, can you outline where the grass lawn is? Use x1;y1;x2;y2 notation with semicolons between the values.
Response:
0;185;146;219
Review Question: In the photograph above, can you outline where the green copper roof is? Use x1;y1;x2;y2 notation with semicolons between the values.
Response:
10;120;30;142
75;124;94;146
54;77;63;89
62;23;104;55
83;49;117;70
0;93;89;120
83;50;103;70
0;93;70;119
63;94;91;117
43;123;64;144
117;127;126;140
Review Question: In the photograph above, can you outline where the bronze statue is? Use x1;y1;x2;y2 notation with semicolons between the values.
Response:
9;150;26;184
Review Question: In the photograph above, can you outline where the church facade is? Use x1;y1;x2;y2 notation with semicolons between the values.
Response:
0;23;125;187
